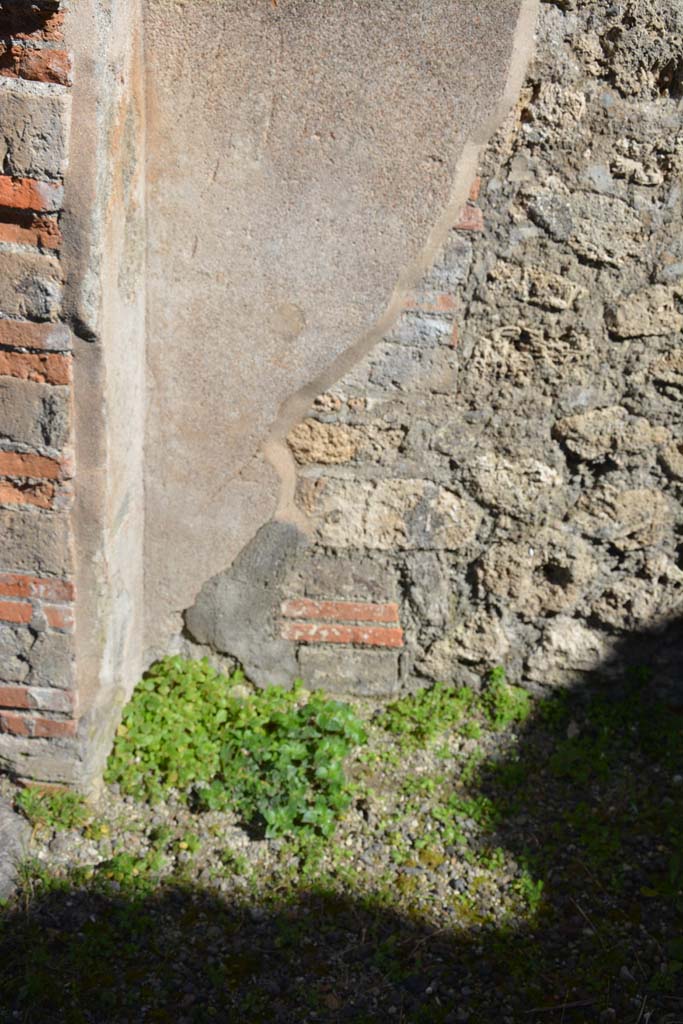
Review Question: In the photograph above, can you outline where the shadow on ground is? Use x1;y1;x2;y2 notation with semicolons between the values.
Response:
1;620;682;1024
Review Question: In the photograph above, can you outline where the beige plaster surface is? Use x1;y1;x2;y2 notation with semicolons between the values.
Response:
143;0;538;649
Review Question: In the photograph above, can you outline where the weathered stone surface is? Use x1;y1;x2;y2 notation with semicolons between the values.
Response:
0;509;72;575
0;378;69;449
462;452;565;523
0;798;29;900
571;486;671;552
593;553;683;633
553;406;669;463
288;420;360;466
660;442;683;481
0;624;32;683
0;84;69;178
143;0;537;645
476;527;594;618
313;479;482;552
526;617;613;686
605;285;683;338
0;250;62;319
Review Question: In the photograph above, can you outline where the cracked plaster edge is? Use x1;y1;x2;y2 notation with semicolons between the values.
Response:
263;0;540;534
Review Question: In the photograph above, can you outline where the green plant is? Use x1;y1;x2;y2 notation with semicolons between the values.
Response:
516;868;544;915
377;682;474;746
106;657;367;839
15;787;90;832
482;667;531;730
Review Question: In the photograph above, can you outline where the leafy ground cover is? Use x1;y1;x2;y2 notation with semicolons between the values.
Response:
1;661;681;1023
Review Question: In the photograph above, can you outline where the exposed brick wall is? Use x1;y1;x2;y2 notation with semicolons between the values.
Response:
0;1;77;780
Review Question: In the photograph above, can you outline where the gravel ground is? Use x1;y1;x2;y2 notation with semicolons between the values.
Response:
1;677;681;1024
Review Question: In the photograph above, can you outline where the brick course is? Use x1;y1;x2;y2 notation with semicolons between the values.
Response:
0;350;71;384
0;175;63;212
0;1;78;783
280;621;404;648
281;598;400;624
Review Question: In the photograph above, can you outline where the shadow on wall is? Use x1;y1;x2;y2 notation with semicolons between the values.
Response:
1;621;682;1024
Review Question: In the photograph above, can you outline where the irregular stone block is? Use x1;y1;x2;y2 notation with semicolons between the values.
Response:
526;616;613;686
0;250;62;319
605;285;683;338
0;508;72;576
571;485;671;551
0;378;70;449
313;479;482;551
0;86;70;177
553;406;670;463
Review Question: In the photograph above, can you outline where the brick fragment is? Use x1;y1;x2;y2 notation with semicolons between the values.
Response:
34;717;77;738
0;45;72;86
0;478;54;509
280;621;404;648
468;176;482;202
0;212;61;249
0;451;62;480
0;320;71;351
0;573;75;602
0;710;30;735
0;350;71;384
0;175;63;212
0;599;31;624
43;603;74;632
282;598;400;624
0;685;29;708
454;205;484;232
0;685;70;716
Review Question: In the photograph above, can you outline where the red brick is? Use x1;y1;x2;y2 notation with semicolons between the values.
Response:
0;572;74;602
0;44;71;86
280;621;404;648
44;603;74;632
468;176;482;202
0;213;61;249
0;710;31;736
0;320;71;352
0;175;63;212
0;452;62;480
34;717;77;738
0;479;54;509
0;350;71;384
0;686;29;709
454;205;484;232
0;686;71;714
282;598;400;624
0;599;31;624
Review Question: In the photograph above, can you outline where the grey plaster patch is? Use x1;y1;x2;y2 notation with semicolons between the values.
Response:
184;520;308;689
297;647;400;698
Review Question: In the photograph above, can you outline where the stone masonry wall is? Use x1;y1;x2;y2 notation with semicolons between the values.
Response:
0;1;79;779
260;0;683;699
